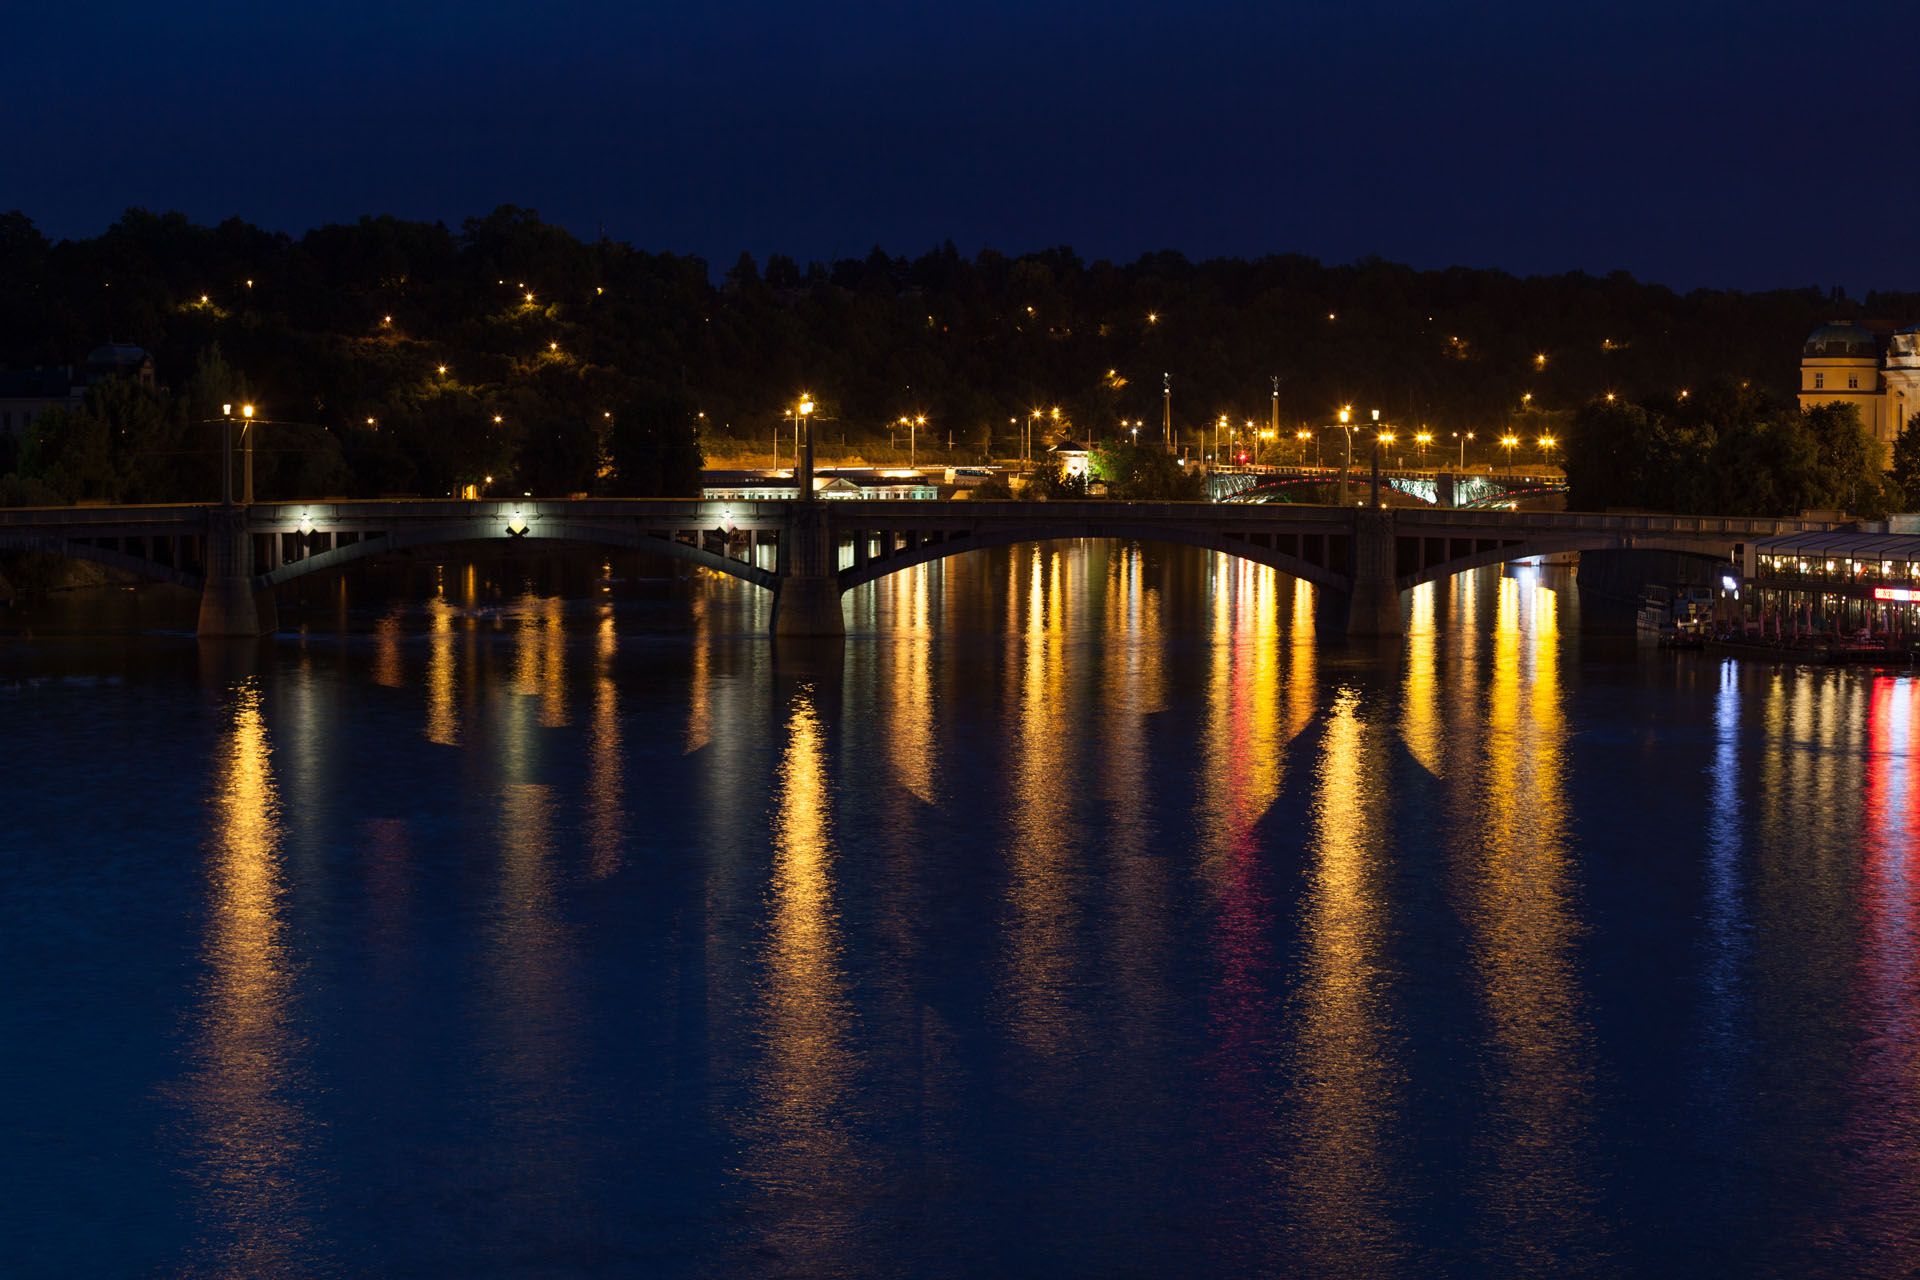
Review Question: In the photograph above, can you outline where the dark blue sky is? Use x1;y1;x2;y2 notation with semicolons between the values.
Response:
7;0;1912;291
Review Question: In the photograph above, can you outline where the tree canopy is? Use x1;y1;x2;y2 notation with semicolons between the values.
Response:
0;205;1912;507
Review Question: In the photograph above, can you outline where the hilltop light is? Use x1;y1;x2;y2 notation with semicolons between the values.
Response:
493;415;503;424
1534;352;1547;369
437;364;448;375
200;294;209;304
1147;312;1158;323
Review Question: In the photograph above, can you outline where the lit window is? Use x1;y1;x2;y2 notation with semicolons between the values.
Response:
1814;373;1824;389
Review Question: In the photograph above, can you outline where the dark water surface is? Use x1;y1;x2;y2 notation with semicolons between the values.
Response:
4;544;1918;1277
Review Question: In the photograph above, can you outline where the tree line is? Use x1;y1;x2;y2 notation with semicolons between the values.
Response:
0;205;1913;509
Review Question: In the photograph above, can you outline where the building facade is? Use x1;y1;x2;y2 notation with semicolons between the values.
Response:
1798;321;1920;460
0;344;158;440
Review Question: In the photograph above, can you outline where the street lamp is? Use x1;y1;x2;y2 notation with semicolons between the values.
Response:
1500;433;1520;476
1296;427;1314;467
1452;430;1475;470
1538;434;1557;467
240;403;257;504
1415;430;1433;465
1335;406;1356;504
795;395;816;498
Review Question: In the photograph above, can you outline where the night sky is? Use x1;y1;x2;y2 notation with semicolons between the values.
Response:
9;0;1913;291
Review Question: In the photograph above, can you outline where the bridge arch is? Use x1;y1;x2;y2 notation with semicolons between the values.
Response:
1399;534;1737;591
836;523;1349;593
256;521;778;591
0;532;202;588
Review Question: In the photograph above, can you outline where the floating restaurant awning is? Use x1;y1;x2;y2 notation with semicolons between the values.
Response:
1751;529;1920;559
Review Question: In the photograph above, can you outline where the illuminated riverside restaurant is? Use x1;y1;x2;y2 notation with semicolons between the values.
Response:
1747;526;1920;638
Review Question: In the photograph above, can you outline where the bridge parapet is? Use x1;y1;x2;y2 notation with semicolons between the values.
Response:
0;496;1860;640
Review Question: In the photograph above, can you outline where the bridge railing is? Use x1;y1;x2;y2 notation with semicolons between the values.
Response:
1396;508;1841;536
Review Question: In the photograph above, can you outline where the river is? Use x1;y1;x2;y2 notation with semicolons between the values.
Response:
2;542;1916;1276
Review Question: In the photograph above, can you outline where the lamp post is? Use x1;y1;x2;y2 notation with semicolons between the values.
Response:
795;395;816;499
912;414;924;469
1336;406;1354;505
240;403;256;503
1162;372;1172;451
218;402;259;505
1415;430;1433;466
1452;430;1475;471
1538;434;1557;469
1371;429;1395;507
1500;432;1520;477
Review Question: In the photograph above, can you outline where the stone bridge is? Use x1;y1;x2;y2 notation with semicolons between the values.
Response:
0;498;1835;638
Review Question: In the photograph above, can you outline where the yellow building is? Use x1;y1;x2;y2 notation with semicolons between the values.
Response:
1798;321;1920;462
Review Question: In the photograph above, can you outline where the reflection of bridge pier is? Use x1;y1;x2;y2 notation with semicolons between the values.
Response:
0;497;1837;641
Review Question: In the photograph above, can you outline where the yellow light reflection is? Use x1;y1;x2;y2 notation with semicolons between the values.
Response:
1401;581;1442;776
686;594;711;754
1288;684;1405;1270
372;609;403;688
884;567;936;803
425;595;459;745
587;611;624;877
1197;556;1283;874
1102;545;1171;1030
1003;545;1077;1057
179;681;314;1272
1464;575;1601;1264
744;687;860;1262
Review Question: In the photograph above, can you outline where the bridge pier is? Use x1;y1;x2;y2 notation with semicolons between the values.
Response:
196;507;277;638
1345;508;1403;636
772;506;845;638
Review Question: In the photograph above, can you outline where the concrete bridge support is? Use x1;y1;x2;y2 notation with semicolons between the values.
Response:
196;508;277;637
1345;508;1403;636
772;506;845;638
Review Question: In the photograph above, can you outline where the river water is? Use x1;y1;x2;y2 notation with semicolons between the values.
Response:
2;542;1916;1277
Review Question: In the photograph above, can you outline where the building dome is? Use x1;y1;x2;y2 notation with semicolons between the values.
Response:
1803;321;1878;359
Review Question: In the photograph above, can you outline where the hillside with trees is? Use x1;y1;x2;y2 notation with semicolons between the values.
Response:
0;205;1913;508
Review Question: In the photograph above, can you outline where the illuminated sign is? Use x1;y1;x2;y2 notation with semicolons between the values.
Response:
1873;587;1917;602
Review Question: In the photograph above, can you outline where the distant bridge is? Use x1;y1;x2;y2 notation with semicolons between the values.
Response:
0;497;1832;637
1210;465;1565;507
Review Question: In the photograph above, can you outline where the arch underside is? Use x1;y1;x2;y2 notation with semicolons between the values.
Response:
1399;535;1734;590
0;532;202;588
256;523;778;590
836;524;1350;592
